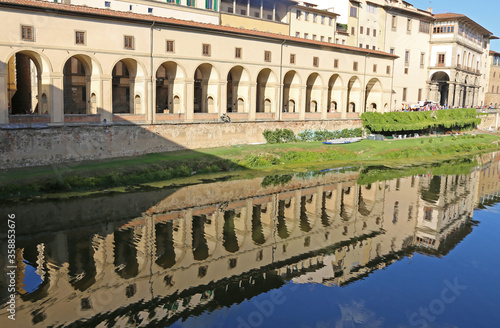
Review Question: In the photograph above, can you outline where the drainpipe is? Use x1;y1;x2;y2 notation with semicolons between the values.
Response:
278;39;286;121
150;21;155;124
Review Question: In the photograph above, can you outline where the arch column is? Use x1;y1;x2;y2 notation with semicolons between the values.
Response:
321;86;328;119
0;70;7;124
249;82;257;121
448;83;455;107
101;76;113;122
429;83;439;104
50;73;64;124
185;78;194;122
299;85;306;120
454;84;462;108
219;81;226;115
341;88;348;119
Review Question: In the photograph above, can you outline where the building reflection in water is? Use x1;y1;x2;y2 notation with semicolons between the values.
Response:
1;152;499;327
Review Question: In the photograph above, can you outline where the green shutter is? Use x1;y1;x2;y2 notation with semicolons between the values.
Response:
176;0;180;4
205;0;209;9
214;0;217;11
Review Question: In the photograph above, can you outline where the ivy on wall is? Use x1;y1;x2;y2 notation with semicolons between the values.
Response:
360;108;482;133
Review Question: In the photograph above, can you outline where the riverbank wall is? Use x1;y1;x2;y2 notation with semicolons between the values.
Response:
0;119;361;169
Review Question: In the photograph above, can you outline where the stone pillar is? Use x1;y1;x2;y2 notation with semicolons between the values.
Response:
101;77;113;122
50;74;64;124
233;0;236;13
260;0;263;18
249;82;257;121
447;83;455;107
321;86;328;119
219;81;226;115
299;85;306;120
185;78;194;121
341;89;348;119
247;0;250;16
429;83;439;104
273;2;276;21
0;70;7;124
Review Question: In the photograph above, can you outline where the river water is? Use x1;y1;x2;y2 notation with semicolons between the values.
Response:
1;153;499;328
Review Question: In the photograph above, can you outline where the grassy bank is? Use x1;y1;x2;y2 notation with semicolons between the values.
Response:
1;133;499;201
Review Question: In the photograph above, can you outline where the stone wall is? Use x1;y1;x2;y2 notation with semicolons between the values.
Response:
477;111;499;130
0;119;362;169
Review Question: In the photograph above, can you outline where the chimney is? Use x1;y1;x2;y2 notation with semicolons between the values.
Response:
427;7;433;14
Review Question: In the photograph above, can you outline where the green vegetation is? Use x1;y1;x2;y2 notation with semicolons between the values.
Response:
1;132;499;201
361;108;482;133
263;128;362;144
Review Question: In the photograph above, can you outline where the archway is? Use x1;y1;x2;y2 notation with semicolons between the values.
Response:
112;59;143;114
194;63;219;113
365;78;382;112
63;56;89;114
227;66;250;113
156;61;185;114
283;70;301;113
256;69;276;113
306;73;322;112
7;51;44;114
347;76;361;112
430;72;450;106
328;74;343;113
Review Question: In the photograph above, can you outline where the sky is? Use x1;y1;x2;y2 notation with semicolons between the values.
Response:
310;0;500;51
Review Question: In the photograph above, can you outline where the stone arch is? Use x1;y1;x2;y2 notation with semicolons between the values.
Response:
63;56;92;114
328;74;343;113
347;76;361;112
111;58;147;114
256;68;277;113
306;73;322;113
283;70;301;113
365;78;382;113
6;50;52;115
194;63;220;113
156;61;186;114
430;71;450;106
227;65;251;113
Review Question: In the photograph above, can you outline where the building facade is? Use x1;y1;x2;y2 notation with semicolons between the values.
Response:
1;0;396;126
484;51;500;108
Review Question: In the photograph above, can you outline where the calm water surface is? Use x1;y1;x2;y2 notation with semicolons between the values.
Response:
1;153;499;328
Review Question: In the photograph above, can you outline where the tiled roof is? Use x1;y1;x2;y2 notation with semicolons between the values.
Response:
0;0;397;58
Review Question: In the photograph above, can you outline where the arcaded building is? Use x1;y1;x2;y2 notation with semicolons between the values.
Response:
0;0;396;126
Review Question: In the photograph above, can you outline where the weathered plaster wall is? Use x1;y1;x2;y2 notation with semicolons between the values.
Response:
0;119;362;169
477;111;499;130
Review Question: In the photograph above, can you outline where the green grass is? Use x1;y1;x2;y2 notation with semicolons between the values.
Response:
1;133;499;201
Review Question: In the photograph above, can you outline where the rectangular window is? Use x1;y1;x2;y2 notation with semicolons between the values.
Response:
313;56;319;67
148;7;153;14
418;88;422;101
373;64;377;73
334;59;339;68
105;1;111;8
166;40;175;52
350;6;358;18
320;36;324;42
295;32;300;38
392;15;397;30
312;34;316;41
419;20;430;33
367;3;377;13
390;48;395;55
235;47;242;59
424;207;432;221
290;54;295;64
367;28;370;36
403;88;407;102
366;45;369;49
124;35;134;49
321;16;325;24
386;65;391;74
75;31;85;45
351;27;355;35
360;26;363;35
407;18;412;32
21;25;34;41
202;43;211;56
404;67;408;74
405;50;410;65
359;43;363;48
372;46;376;50
420;52;425;68
187;0;195;6
264;50;271;62
313;13;317;23
205;0;215;10
296;10;301;20
329;17;333;26
305;12;309;21
304;33;308;39
353;61;358;71
373;29;377;37
438;53;445;66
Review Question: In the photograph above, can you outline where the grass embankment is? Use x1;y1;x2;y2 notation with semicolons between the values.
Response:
1;133;499;201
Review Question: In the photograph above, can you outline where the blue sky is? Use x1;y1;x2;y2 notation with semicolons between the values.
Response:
312;0;500;51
